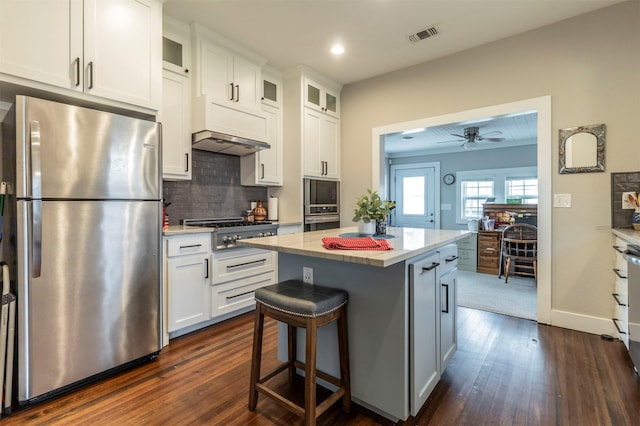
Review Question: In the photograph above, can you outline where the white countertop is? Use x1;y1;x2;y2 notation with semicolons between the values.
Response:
236;226;471;267
612;228;640;245
162;225;213;236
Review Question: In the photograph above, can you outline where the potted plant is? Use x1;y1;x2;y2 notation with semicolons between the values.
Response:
352;189;396;235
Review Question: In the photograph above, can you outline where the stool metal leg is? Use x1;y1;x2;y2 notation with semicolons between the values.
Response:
248;304;264;411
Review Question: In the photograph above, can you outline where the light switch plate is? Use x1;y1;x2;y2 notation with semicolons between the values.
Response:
622;191;638;209
553;193;572;208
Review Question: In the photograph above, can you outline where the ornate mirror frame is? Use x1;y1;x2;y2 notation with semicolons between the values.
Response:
559;123;606;174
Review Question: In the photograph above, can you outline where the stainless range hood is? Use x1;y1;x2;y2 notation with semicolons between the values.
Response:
192;130;270;156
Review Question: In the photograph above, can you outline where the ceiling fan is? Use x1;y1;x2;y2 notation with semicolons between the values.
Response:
437;126;506;149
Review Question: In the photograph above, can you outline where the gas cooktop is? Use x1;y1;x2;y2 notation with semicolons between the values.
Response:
182;217;278;250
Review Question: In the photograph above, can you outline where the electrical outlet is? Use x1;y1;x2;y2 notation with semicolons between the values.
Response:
303;267;313;284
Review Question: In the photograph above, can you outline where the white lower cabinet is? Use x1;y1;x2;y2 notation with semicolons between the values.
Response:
211;248;276;318
439;245;458;371
409;244;458;416
612;236;630;348
409;251;440;417
165;234;211;332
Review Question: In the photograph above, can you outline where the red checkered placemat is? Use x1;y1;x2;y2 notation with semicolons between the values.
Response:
322;237;392;251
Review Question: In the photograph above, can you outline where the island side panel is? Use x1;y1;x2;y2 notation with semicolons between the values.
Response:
277;253;410;421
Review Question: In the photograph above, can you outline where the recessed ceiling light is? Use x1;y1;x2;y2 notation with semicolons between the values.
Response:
330;44;345;55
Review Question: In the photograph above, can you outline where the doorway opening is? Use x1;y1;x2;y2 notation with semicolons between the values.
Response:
371;96;551;323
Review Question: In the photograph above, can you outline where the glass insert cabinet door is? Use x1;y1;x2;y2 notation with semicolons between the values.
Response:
305;78;339;116
391;166;436;229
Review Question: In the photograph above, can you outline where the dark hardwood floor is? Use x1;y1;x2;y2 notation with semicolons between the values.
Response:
3;307;640;425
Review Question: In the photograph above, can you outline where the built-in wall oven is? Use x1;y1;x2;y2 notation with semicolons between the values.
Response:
304;178;340;232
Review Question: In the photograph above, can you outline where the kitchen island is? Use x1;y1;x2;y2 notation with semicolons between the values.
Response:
237;226;469;421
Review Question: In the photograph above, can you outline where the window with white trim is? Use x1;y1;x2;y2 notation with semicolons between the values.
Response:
506;176;538;204
455;167;537;223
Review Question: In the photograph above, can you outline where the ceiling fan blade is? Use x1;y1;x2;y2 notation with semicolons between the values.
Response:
481;137;506;142
450;133;466;138
478;130;503;137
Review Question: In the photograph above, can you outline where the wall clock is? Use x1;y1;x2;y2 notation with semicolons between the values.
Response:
443;173;455;185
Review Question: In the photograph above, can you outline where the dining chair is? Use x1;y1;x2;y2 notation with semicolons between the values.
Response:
501;223;537;283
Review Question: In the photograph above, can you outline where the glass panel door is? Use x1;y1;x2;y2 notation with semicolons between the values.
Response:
391;166;436;229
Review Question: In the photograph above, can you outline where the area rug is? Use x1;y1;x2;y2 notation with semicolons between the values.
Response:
457;270;537;320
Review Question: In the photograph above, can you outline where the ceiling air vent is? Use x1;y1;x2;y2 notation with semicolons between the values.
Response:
407;26;438;43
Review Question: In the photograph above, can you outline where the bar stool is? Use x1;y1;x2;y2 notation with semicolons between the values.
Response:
248;280;351;425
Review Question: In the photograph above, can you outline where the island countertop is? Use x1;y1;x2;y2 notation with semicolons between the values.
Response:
236;226;470;267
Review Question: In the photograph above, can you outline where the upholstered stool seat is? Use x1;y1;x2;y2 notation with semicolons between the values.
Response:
248;280;351;426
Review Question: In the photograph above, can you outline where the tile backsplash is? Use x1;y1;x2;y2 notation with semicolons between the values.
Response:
162;150;267;224
611;171;640;228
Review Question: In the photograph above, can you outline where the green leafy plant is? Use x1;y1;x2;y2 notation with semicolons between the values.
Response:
352;189;396;223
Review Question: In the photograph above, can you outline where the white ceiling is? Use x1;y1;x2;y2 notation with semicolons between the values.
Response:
163;0;623;86
162;0;623;155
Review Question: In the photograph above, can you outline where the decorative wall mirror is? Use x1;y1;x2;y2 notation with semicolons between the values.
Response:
559;123;605;173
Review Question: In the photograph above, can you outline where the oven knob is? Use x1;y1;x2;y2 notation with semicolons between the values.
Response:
222;236;228;243
258;232;264;237
235;235;241;241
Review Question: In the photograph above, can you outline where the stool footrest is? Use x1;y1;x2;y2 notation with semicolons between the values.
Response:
259;362;291;384
255;383;305;416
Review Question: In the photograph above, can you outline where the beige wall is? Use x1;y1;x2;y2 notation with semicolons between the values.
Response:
340;1;640;328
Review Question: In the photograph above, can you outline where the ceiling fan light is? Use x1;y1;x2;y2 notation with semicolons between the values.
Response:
463;142;477;150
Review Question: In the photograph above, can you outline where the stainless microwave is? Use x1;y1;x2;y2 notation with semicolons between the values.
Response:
304;179;339;216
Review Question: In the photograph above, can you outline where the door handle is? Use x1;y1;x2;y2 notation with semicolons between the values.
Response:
235;84;239;102
204;258;209;279
87;61;94;89
442;283;450;313
73;57;81;87
229;83;234;101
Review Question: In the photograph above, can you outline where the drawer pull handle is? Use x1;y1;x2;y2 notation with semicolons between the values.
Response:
179;244;202;249
226;290;255;301
613;268;627;279
226;258;267;270
612;293;627;307
422;262;440;272
613;245;625;254
445;255;458;262
612;318;627;334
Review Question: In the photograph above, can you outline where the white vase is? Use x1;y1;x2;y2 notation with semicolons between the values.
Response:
357;220;375;235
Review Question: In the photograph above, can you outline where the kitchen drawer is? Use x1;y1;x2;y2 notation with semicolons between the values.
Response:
167;233;211;257
212;248;275;284
438;243;458;275
458;248;477;265
211;271;275;318
478;245;500;257
478;255;499;267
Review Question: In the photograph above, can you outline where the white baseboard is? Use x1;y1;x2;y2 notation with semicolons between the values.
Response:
550;309;615;336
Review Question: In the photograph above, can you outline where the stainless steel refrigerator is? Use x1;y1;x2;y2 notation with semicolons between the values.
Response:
0;96;162;405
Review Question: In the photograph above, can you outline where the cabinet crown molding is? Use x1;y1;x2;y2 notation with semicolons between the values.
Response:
191;22;267;67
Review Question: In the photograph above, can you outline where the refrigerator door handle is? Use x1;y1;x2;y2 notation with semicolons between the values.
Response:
31;200;42;278
30;120;42;200
30;120;43;277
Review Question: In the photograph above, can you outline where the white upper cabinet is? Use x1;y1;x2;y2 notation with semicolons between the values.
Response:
194;24;264;112
160;70;192;180
304;76;339;118
303;108;339;179
241;67;283;186
162;15;191;76
160;17;192;181
0;0;161;111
